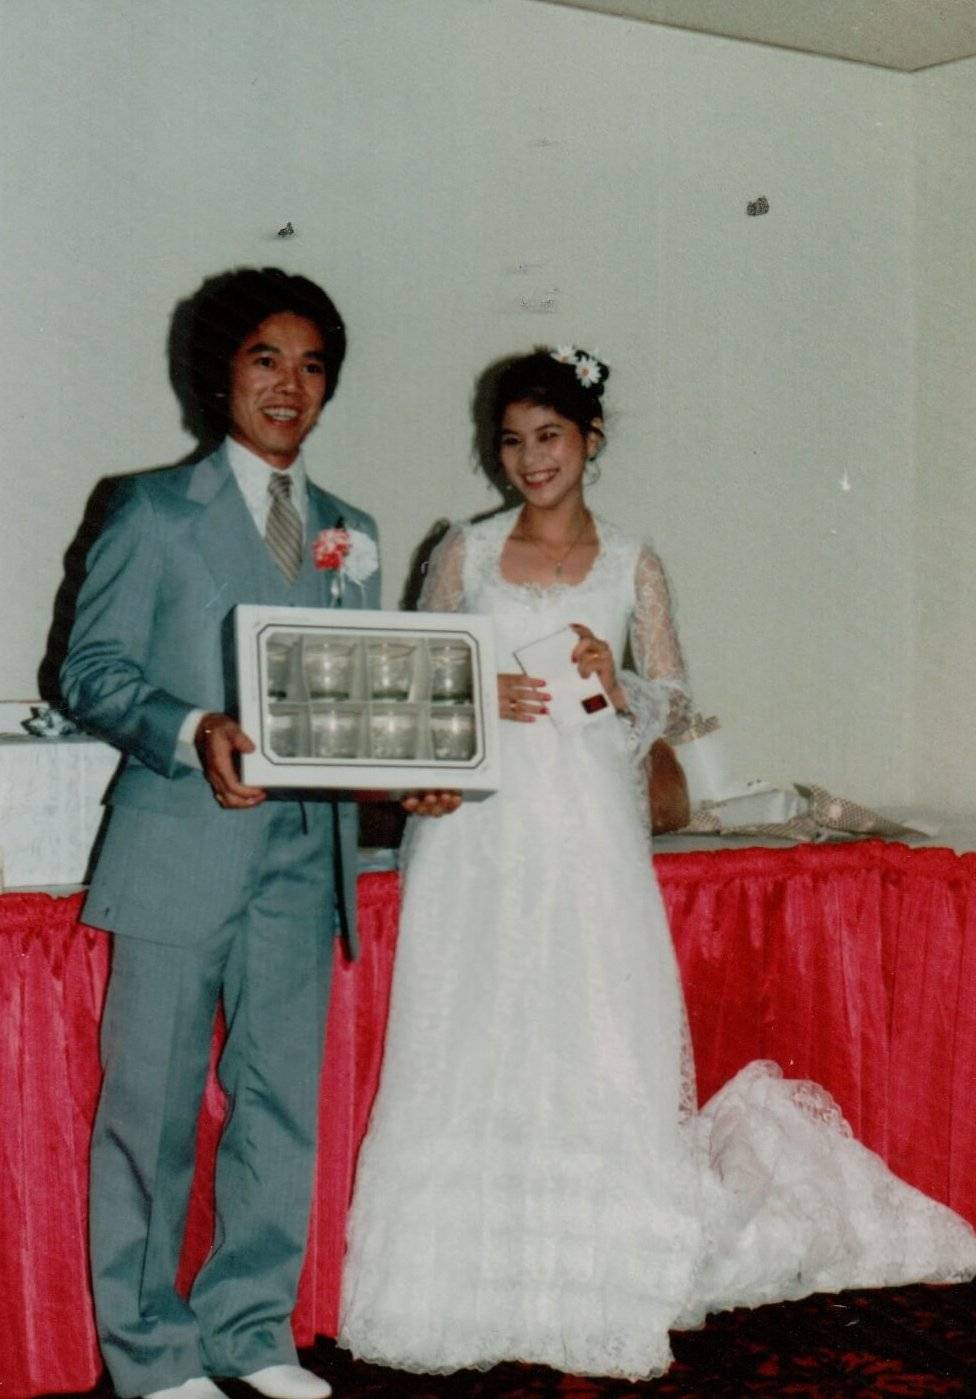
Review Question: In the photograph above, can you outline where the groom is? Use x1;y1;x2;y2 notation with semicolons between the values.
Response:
60;268;452;1399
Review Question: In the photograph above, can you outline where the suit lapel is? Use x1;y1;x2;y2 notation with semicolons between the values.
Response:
188;447;271;604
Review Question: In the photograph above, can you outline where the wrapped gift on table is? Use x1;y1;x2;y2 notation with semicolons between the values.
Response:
236;606;500;796
697;779;809;828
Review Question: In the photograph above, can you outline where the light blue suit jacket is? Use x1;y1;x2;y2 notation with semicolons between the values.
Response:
60;444;380;951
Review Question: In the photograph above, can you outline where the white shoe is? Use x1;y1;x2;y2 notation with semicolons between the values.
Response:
145;1380;224;1399
241;1365;332;1399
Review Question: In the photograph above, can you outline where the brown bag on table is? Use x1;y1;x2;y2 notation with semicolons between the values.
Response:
648;738;690;835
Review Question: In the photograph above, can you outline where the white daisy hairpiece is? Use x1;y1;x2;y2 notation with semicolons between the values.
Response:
574;354;602;388
549;345;607;392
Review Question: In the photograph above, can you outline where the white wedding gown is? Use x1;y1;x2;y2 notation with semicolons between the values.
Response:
338;510;976;1381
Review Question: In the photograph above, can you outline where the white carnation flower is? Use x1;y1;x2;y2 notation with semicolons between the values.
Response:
343;528;380;584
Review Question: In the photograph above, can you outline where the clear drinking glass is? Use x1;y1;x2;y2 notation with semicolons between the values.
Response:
302;637;355;700
267;707;305;758
265;635;296;700
429;707;476;761
367;641;415;701
369;704;420;760
428;641;473;704
310;703;365;760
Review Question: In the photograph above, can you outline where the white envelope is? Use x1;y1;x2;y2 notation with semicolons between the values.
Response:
514;626;614;732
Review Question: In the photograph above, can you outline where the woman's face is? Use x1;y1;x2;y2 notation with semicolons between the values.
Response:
498;400;600;510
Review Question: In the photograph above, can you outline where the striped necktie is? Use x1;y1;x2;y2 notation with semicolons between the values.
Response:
265;471;303;584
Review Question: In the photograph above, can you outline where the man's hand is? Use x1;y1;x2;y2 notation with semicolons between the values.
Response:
401;791;462;818
195;712;267;809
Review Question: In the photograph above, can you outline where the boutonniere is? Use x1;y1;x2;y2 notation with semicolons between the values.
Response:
312;520;379;600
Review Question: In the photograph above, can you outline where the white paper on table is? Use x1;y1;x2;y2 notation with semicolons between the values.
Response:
707;782;808;827
671;724;740;804
513;626;613;732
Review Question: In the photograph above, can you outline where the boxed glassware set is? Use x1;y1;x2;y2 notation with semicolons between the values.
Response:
234;606;500;795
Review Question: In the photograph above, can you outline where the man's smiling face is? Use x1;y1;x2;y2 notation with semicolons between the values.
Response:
227;311;328;469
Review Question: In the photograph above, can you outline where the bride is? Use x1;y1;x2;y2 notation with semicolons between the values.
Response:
338;348;976;1381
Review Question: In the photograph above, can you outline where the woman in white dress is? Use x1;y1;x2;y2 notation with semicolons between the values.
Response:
338;348;976;1381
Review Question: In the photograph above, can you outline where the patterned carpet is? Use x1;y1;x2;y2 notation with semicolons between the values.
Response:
66;1281;976;1399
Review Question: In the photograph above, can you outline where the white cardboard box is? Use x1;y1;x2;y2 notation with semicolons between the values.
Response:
514;626;613;732
236;606;500;795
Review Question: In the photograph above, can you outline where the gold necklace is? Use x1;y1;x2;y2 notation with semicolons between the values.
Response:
514;511;593;578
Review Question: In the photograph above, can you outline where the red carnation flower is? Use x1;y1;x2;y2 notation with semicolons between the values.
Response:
313;527;351;572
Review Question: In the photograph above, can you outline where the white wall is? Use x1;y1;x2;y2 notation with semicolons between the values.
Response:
912;59;976;812
0;0;919;803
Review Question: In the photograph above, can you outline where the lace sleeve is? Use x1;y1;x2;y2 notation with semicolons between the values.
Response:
418;525;467;613
618;543;691;761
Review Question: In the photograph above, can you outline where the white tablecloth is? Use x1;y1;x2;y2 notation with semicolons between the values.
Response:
0;734;119;888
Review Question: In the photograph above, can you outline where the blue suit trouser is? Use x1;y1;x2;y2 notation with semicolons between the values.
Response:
88;800;335;1397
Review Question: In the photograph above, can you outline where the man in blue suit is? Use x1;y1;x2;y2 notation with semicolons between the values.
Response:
61;269;444;1399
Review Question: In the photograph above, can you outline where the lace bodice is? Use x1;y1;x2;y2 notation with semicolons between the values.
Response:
418;509;690;759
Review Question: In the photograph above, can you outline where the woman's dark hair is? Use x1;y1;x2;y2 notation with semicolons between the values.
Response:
472;349;610;477
171;266;347;442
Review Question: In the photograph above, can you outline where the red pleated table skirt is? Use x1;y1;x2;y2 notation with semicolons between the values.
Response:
3;841;976;1398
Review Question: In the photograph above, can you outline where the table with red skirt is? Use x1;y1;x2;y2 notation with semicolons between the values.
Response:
3;841;976;1399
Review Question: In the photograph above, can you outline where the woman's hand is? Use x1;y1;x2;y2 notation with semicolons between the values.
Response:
569;624;628;712
498;673;550;723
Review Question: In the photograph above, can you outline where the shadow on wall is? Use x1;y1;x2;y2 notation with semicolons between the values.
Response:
37;479;121;704
36;280;239;704
399;519;451;611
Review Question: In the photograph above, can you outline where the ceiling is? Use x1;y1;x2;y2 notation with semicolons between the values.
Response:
534;0;976;71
